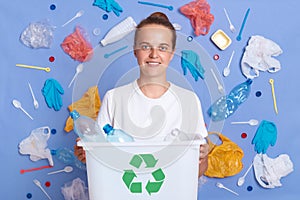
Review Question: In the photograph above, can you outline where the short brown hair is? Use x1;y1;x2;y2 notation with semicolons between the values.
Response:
135;12;176;50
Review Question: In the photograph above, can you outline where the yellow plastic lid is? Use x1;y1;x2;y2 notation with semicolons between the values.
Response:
211;29;232;50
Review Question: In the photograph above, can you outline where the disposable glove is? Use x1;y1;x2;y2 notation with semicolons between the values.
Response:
181;50;205;81
42;78;64;111
252;120;277;154
93;0;123;16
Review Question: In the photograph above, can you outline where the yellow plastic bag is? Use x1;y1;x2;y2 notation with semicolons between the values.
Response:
205;132;244;178
64;86;101;132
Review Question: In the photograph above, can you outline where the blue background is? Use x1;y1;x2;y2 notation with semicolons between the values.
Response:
0;0;299;199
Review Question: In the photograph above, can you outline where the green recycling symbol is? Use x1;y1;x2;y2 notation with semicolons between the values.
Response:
122;154;165;195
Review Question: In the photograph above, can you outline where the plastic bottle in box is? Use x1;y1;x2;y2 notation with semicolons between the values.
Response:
103;124;134;142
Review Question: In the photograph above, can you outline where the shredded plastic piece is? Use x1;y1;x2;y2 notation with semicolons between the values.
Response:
61;178;89;200
205;132;244;178
61;26;93;62
180;0;214;36
93;0;123;16
20;20;55;49
19;127;54;166
42;78;64;111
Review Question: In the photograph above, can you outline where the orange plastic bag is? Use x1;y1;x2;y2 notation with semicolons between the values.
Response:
64;86;101;132
205;132;244;178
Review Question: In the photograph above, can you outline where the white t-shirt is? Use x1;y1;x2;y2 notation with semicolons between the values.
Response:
97;80;208;141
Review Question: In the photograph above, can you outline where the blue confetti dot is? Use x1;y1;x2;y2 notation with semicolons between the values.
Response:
187;36;193;42
50;4;56;10
247;186;253;191
255;91;262;97
26;193;32;199
51;129;57;134
102;14;108;20
51;149;57;155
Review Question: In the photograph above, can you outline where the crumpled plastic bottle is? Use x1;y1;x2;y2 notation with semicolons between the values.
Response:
208;79;253;121
70;110;105;142
51;147;86;170
103;124;134;142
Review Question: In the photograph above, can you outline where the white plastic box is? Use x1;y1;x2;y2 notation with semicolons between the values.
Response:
78;140;203;200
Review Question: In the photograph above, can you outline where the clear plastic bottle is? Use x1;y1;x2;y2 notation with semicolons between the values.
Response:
51;147;86;170
100;16;136;46
208;79;253;121
70;110;105;142
103;124;134;142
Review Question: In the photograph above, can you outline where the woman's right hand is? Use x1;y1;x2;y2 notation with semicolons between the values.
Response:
74;138;86;163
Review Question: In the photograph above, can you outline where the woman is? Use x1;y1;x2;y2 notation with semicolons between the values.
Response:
75;12;209;177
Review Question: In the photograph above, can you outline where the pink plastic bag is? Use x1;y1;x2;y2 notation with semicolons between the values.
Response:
61;26;93;62
180;0;214;36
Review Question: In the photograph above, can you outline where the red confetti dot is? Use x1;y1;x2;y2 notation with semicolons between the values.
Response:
241;132;247;138
213;54;219;60
49;56;55;62
45;181;51;187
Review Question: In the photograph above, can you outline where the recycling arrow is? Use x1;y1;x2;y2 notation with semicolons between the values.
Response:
146;168;165;195
130;154;158;168
122;154;165;195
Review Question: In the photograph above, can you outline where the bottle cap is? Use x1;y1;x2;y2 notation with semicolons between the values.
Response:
103;124;113;134
70;110;80;120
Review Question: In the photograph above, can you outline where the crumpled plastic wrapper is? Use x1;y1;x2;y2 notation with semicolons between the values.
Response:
180;0;214;36
18;126;53;166
20;20;55;49
241;35;283;79
205;132;244;178
61;177;89;200
61;26;94;62
65;86;101;132
253;153;293;188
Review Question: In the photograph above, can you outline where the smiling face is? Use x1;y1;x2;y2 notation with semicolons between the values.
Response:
134;24;175;82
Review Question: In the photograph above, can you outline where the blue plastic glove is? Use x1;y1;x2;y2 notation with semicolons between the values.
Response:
42;78;64;111
181;50;205;81
93;0;123;16
252;120;277;154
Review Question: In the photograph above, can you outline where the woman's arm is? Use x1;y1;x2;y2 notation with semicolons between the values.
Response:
198;143;209;177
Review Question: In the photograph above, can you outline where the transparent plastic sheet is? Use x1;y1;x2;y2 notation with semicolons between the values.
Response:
61;177;89;200
20;20;55;49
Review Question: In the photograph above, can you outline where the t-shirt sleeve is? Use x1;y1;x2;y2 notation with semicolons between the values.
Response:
195;94;208;138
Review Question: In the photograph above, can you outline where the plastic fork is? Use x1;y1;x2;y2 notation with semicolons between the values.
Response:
216;182;239;196
210;68;224;93
28;82;39;109
33;179;52;200
223;8;236;33
62;10;84;27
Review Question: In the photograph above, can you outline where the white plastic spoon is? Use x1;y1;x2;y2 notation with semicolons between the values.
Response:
223;50;235;77
231;119;259;126
210;68;224;93
216;182;239;196
28;82;39;109
33;179;52;200
47;166;73;175
237;163;253;186
12;99;33;120
68;63;84;88
62;10;84;27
